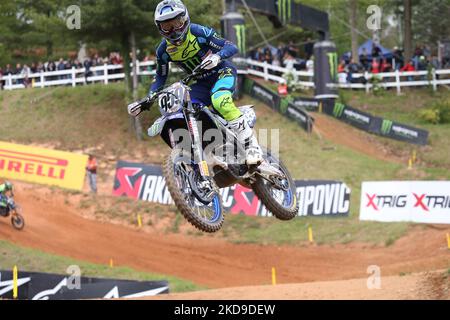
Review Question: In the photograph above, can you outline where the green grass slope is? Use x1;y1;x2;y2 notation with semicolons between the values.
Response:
1;84;449;246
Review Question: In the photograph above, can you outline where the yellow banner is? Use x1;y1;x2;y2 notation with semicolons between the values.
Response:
0;141;88;190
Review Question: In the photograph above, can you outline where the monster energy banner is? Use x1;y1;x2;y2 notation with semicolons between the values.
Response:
326;101;379;132
378;119;428;145
293;97;321;112
0;270;169;300
243;77;314;132
314;41;338;99
230;0;329;34
113;161;351;218
322;100;429;145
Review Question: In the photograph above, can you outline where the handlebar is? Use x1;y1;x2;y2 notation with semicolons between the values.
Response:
128;60;213;117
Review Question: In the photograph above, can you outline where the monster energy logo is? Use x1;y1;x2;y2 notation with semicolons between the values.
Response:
233;24;246;54
381;120;393;135
278;0;292;24
183;56;202;73
327;52;338;82
280;96;293;114
333;102;345;118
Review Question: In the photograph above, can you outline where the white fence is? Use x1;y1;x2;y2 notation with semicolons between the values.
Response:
1;58;450;94
239;58;450;94
0;61;159;90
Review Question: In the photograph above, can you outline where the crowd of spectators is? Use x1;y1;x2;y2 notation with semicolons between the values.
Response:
247;38;315;73
0;52;124;89
336;43;446;85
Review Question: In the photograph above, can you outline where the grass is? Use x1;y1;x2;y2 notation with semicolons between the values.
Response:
0;239;205;293
1;84;449;247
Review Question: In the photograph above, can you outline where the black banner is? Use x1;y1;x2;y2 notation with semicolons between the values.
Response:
292;96;429;145
243;77;314;133
376;119;429;145
0;270;169;300
113;161;351;218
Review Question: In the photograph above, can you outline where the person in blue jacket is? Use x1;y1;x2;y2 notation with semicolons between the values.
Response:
141;0;263;165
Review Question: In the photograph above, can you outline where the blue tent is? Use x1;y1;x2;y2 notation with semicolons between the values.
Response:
343;39;393;61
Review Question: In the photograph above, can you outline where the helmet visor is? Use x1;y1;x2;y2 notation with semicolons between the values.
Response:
159;15;187;34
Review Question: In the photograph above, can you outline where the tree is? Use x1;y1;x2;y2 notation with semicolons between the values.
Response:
403;0;412;61
349;0;359;63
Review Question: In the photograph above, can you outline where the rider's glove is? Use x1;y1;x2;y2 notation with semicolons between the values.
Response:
201;54;221;70
127;92;154;117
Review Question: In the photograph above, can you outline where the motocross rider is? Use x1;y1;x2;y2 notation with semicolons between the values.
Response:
130;0;263;165
0;181;13;216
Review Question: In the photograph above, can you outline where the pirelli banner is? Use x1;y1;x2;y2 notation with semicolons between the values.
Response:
0;141;88;190
113;161;351;217
0;270;169;300
243;77;314;133
360;181;450;224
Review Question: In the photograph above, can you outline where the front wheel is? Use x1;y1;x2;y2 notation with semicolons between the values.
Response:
11;212;25;230
163;148;224;233
252;150;298;220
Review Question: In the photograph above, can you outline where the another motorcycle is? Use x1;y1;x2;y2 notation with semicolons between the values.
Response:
128;64;298;232
0;196;25;230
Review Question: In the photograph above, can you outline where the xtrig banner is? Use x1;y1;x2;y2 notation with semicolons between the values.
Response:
0;141;88;190
113;160;351;217
360;181;450;224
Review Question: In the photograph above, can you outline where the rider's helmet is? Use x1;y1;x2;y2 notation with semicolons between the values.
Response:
4;181;12;191
155;0;190;46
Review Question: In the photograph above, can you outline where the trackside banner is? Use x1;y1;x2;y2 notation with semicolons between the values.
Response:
243;77;314;133
0;141;88;190
113;161;351;217
360;181;450;224
0;270;169;300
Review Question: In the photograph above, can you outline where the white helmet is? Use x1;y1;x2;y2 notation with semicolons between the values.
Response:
155;0;190;46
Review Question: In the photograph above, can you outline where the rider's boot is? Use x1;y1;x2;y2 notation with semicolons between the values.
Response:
226;115;264;166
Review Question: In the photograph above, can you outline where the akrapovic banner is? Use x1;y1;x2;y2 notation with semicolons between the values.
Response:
113;161;351;217
360;181;450;224
243;77;314;133
0;270;169;300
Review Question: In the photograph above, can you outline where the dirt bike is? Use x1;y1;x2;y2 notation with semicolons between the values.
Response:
0;196;25;230
127;63;298;232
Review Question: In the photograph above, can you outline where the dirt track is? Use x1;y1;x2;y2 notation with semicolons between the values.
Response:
0;182;449;292
147;271;450;300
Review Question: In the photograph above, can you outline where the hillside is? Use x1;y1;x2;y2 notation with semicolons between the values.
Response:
1;84;450;247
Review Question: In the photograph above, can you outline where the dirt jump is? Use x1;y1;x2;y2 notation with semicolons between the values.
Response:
0;181;449;299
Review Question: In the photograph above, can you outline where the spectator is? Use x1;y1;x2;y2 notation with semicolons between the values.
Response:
21;64;31;88
380;58;392;73
86;154;98;194
287;40;298;58
372;43;381;59
346;58;364;84
304;37;314;59
83;58;92;83
306;55;314;82
392;46;404;70
338;60;346;73
401;59;415;81
359;48;369;70
370;58;380;74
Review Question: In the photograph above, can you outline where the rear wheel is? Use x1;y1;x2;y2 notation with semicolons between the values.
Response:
252;150;298;220
163;148;224;233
